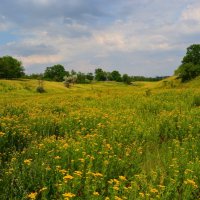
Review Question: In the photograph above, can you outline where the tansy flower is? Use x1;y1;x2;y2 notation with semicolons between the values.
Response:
119;176;126;181
27;192;37;199
62;192;76;199
24;159;32;165
150;188;158;193
114;196;122;200
63;175;74;182
74;171;82;177
184;179;198;188
54;156;61;159
93;172;103;177
113;186;119;191
93;191;99;196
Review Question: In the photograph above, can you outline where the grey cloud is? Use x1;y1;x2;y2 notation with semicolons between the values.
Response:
1;42;58;56
1;0;200;76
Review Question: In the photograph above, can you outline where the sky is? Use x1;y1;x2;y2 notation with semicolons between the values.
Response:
0;0;200;76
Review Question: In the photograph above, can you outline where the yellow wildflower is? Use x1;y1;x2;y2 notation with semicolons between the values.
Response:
24;159;32;165
0;132;5;137
78;158;85;163
93;191;99;196
62;192;76;199
93;172;103;177
74;171;82;177
114;196;122;200
150;188;158;193
27;192;37;199
59;169;67;175
184;179;198;188
119;176;126;181
54;156;61;160
139;192;145;197
63;174;74;182
113;186;119;191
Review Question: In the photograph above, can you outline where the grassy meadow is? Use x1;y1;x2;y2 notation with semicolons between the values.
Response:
0;78;200;199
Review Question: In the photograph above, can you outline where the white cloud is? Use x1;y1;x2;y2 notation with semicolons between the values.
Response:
181;3;200;22
1;0;200;76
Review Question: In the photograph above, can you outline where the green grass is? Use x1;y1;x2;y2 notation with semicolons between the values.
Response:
0;78;200;199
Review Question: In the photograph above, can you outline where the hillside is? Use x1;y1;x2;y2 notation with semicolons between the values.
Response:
1;77;200;199
0;75;199;95
133;75;200;89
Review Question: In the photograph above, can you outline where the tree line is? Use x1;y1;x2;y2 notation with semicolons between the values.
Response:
0;44;199;83
28;66;166;84
0;57;165;84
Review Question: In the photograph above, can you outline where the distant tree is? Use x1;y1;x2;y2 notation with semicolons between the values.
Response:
95;68;107;81
86;73;94;81
175;44;200;82
77;72;87;83
122;74;132;84
25;73;44;79
106;72;113;81
44;64;67;82
111;70;122;82
71;70;77;75
0;56;24;79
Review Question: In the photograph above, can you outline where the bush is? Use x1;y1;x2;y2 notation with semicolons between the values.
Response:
175;44;200;82
36;86;45;93
175;63;200;82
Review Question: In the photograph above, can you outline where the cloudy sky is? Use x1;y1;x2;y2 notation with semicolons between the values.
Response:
0;0;200;76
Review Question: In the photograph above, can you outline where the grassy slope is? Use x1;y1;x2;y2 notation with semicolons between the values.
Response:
133;75;200;89
1;77;200;199
0;75;199;94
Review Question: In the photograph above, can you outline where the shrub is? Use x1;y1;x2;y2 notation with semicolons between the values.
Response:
36;86;45;93
36;80;45;93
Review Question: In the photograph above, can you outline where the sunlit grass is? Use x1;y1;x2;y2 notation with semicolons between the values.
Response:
0;78;200;199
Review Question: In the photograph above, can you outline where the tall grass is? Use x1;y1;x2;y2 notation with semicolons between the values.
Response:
0;80;200;199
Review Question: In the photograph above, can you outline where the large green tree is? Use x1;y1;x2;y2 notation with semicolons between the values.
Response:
122;74;132;84
182;44;200;65
111;70;122;82
175;44;200;82
44;64;67;82
95;68;107;81
0;56;24;79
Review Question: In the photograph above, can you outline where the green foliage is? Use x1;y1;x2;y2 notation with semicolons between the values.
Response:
95;68;107;81
36;86;46;93
182;44;200;65
111;70;122;82
44;64;67;82
86;73;94;81
175;63;200;82
175;44;200;82
122;74;132;84
36;80;46;93
192;95;200;107
0;56;24;79
76;72;92;84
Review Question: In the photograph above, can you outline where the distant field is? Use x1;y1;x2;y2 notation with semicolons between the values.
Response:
1;79;200;199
